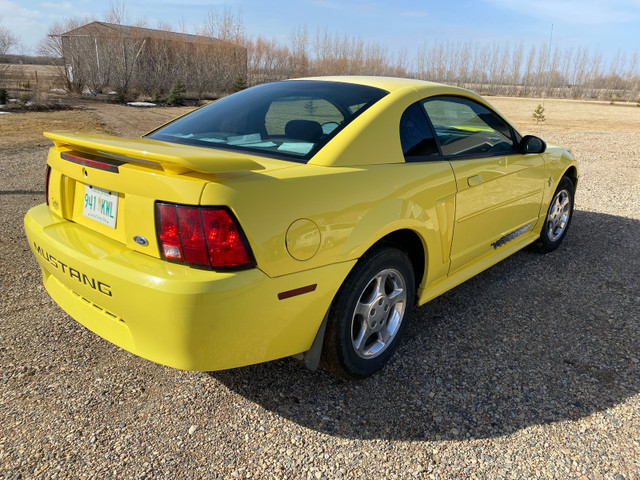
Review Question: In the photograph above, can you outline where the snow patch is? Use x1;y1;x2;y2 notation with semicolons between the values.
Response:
127;102;157;107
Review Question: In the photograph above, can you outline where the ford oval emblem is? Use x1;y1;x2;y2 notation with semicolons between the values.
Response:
133;235;148;246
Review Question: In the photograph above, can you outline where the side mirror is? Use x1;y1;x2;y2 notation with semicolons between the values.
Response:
519;135;547;154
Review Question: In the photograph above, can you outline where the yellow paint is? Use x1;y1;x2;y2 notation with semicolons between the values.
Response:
25;77;578;371
44;131;267;174
447;152;546;272
286;219;321;261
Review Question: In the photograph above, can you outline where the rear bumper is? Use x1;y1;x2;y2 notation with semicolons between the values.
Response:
24;204;354;371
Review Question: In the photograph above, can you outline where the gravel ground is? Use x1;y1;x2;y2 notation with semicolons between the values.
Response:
1;102;639;479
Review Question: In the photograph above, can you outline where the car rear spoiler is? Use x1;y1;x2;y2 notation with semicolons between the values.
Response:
44;131;265;175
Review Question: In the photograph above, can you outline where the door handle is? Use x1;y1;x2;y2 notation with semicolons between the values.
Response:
468;175;483;186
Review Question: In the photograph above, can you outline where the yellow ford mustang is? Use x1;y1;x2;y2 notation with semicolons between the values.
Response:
24;77;577;378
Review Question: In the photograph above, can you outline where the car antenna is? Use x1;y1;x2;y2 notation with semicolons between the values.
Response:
540;23;554;136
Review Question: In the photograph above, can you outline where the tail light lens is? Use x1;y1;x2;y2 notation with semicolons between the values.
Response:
201;209;252;267
157;204;182;260
45;165;51;206
156;202;254;270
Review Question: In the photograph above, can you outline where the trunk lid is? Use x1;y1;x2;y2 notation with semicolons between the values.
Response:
44;131;282;259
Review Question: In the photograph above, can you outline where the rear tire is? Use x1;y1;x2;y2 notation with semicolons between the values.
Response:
321;246;415;379
538;175;575;252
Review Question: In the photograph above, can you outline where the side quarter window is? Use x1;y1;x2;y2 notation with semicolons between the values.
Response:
399;102;440;161
422;97;516;157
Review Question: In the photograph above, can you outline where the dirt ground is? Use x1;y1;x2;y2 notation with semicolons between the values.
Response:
1;97;639;479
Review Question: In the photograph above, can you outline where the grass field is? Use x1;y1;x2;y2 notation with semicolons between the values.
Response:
0;103;195;148
1;63;64;92
490;96;640;134
2;94;639;145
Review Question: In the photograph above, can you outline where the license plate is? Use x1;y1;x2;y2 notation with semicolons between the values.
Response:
83;184;118;228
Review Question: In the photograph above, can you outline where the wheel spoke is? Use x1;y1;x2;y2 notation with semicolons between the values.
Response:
379;323;393;343
364;337;385;356
352;318;369;352
354;301;370;318
371;273;385;299
387;279;405;302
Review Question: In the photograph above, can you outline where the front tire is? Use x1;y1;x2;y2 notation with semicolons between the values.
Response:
321;246;415;379
538;175;575;252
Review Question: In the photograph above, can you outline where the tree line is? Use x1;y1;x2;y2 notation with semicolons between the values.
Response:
3;7;639;101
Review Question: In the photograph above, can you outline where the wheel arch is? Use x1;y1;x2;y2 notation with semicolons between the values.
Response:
563;166;578;190
366;229;426;297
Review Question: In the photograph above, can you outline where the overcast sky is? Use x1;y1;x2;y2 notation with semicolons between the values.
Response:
4;0;640;62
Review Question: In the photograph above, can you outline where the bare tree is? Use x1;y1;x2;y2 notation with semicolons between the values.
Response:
104;1;128;25
37;16;97;92
522;45;536;96
457;42;472;86
509;44;523;95
0;18;19;81
1;17;19;73
201;7;244;44
0;21;18;57
289;25;309;77
29;10;640;101
628;49;640;95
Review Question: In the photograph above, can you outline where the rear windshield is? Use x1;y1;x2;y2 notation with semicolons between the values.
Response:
146;80;388;162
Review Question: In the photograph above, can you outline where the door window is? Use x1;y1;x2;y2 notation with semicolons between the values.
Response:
422;97;515;157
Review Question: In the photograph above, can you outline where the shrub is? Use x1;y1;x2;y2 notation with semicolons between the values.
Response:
608;92;623;105
232;76;248;92
167;80;186;106
115;88;129;103
532;104;546;123
18;93;32;107
0;88;8;104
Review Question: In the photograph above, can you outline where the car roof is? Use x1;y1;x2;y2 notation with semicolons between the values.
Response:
289;76;448;93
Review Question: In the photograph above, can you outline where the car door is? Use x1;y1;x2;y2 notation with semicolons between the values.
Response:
421;96;547;273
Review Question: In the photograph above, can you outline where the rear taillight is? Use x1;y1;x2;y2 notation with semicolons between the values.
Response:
45;165;51;206
156;203;254;270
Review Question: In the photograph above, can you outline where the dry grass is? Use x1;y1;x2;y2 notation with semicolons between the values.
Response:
2;96;639;150
490;96;640;134
87;103;195;137
0;103;196;149
1;63;65;92
0;109;111;149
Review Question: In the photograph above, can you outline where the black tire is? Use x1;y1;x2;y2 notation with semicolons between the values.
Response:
538;175;575;252
321;246;415;379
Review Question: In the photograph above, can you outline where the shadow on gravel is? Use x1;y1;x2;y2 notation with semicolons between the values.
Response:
211;210;640;441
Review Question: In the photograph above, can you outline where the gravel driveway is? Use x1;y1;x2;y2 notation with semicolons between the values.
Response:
1;108;638;479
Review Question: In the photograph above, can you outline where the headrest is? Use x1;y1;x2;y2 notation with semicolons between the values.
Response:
285;120;323;142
